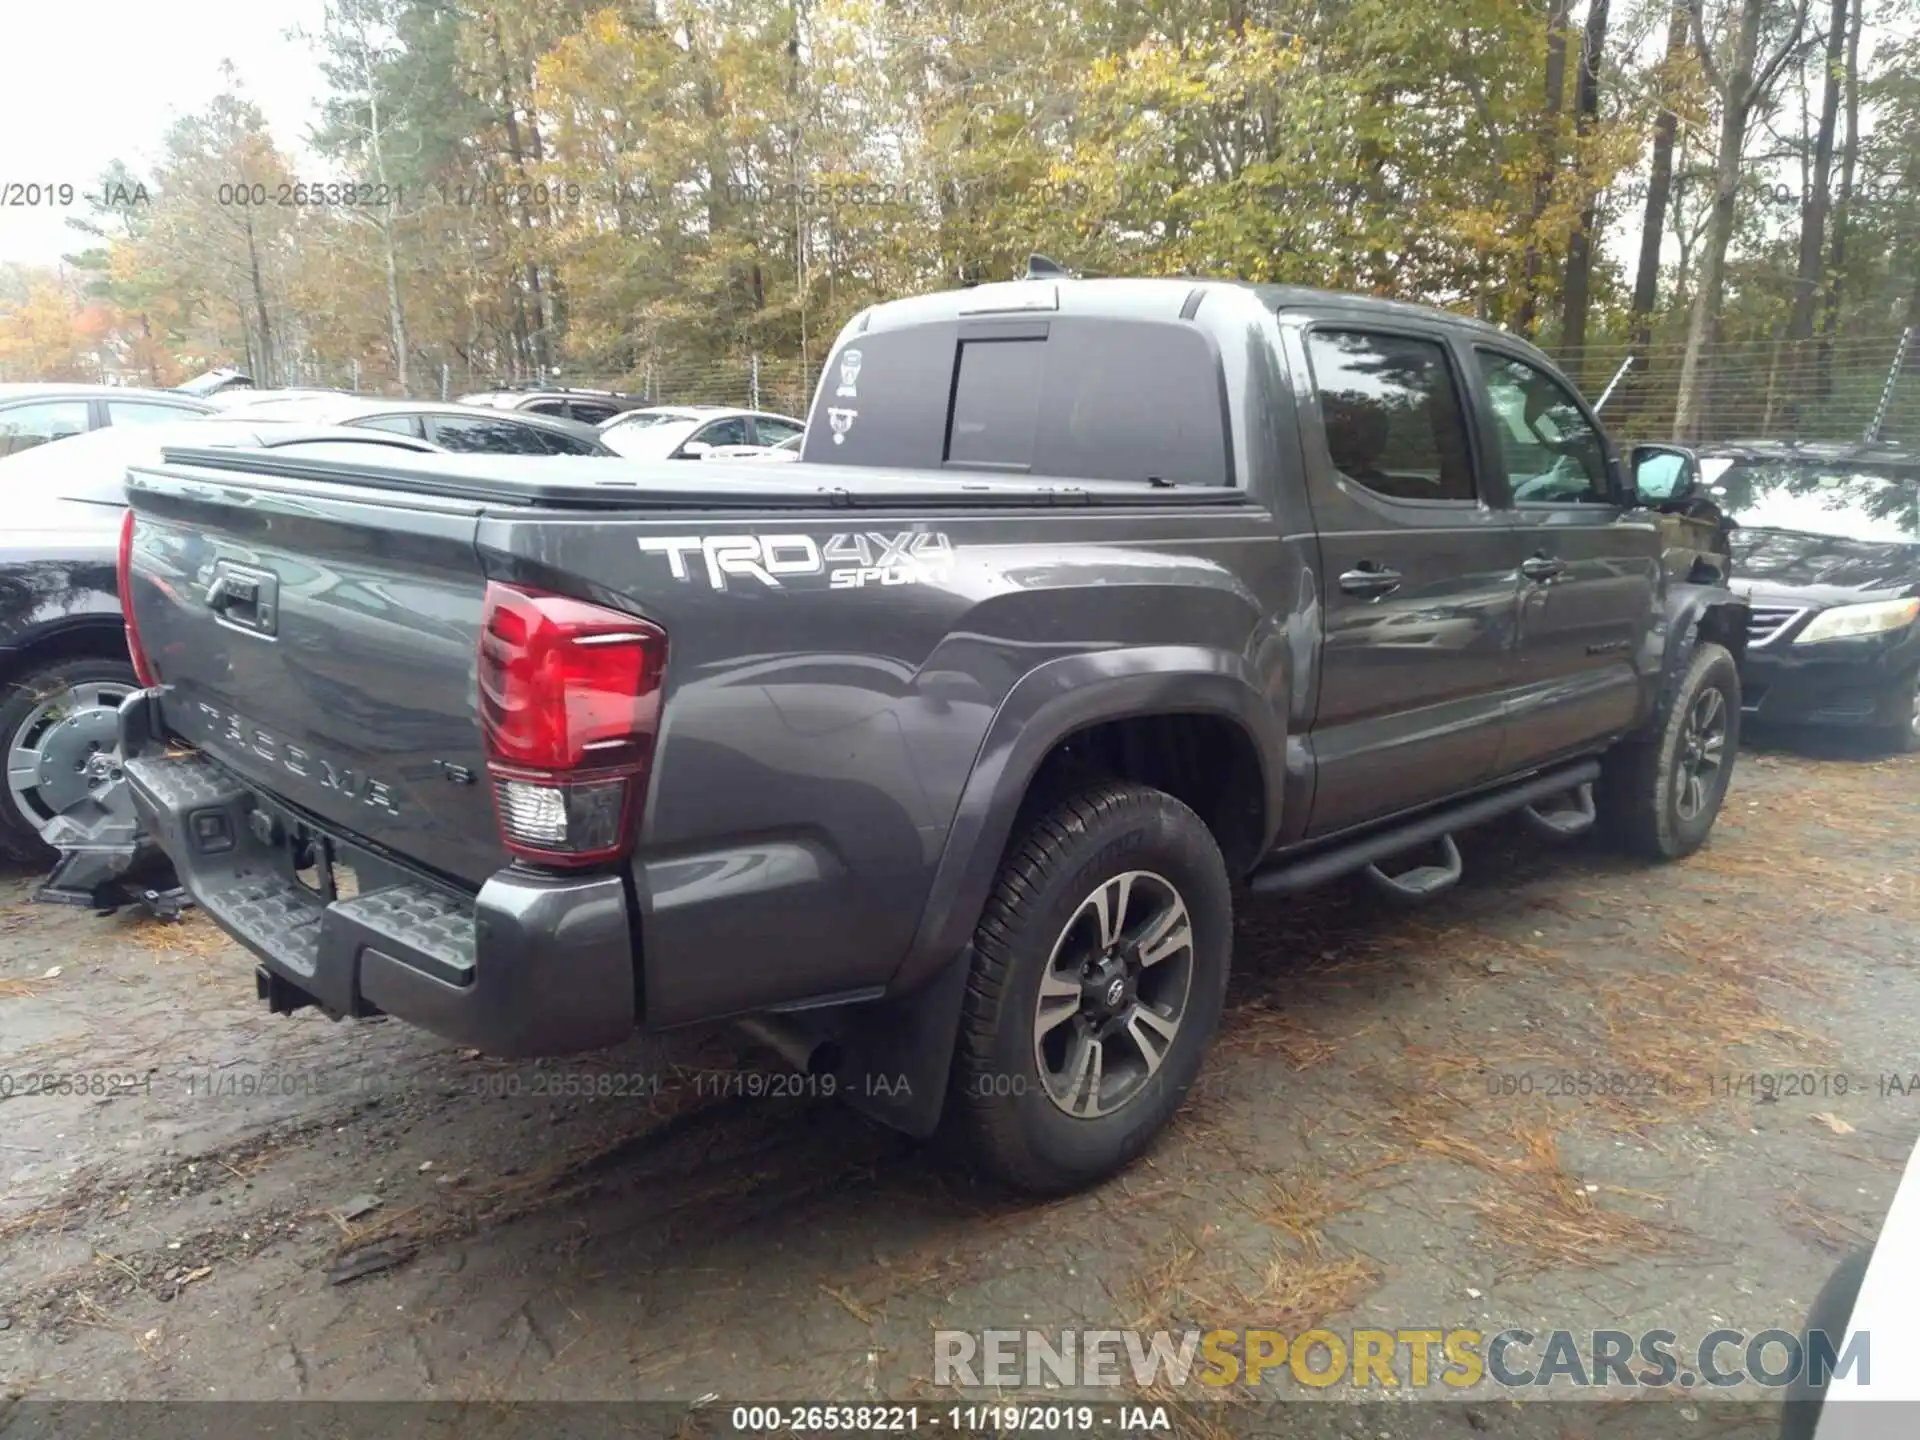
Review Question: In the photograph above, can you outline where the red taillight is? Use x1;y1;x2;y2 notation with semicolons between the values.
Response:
117;509;158;687
477;582;667;867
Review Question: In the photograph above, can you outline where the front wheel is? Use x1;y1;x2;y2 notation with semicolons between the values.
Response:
1596;641;1740;861
949;781;1232;1194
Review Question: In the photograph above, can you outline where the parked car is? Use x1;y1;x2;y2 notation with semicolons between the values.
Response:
173;367;254;398
201;387;358;411
457;385;651;426
0;383;214;458
701;435;802;462
228;395;616;456
1638;440;1920;749
597;404;806;459
0;417;442;863
113;273;1744;1195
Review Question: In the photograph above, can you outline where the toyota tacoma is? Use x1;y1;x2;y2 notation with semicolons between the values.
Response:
112;274;1747;1193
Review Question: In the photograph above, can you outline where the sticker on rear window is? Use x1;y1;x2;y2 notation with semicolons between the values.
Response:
836;349;862;398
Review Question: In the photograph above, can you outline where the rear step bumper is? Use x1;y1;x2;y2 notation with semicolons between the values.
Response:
119;696;639;1057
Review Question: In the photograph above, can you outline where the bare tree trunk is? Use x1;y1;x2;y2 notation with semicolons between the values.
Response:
1786;0;1847;344
1630;0;1691;353
1516;0;1574;338
1816;0;1862;398
244;215;276;386
1558;0;1612;382
1673;0;1810;441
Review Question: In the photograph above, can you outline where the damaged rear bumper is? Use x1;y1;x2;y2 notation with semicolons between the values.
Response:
117;689;640;1057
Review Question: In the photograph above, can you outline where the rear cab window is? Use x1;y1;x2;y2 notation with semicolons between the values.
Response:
803;311;1232;486
1303;328;1477;504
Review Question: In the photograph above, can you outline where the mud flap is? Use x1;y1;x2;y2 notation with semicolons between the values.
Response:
833;945;974;1139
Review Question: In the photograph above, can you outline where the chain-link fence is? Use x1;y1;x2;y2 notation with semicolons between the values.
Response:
276;354;823;419
1558;331;1918;446
271;330;1920;449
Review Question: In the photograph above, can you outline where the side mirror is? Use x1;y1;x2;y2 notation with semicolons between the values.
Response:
676;439;711;459
1628;443;1699;506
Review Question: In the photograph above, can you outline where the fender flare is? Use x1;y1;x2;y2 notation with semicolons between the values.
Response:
1649;582;1749;734
889;644;1286;998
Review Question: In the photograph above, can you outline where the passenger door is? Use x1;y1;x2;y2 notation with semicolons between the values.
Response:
677;416;750;456
1293;324;1521;837
1467;347;1660;768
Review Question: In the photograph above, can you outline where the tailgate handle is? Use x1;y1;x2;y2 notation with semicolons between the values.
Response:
206;566;279;635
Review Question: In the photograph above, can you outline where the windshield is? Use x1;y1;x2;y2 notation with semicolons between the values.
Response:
1702;456;1920;544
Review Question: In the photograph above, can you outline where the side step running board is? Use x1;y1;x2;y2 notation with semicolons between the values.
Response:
1247;760;1603;898
1519;781;1597;840
1364;833;1463;903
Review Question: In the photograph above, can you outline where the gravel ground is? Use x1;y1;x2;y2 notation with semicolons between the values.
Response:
0;732;1914;1439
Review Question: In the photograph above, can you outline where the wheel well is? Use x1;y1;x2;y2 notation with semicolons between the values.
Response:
1022;712;1266;877
0;624;131;692
1697;599;1749;665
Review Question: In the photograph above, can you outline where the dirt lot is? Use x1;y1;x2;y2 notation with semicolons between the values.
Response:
1;734;1916;1435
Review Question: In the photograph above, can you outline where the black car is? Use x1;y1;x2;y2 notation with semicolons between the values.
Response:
235;394;617;454
0;383;214;458
0;417;442;862
1641;440;1920;748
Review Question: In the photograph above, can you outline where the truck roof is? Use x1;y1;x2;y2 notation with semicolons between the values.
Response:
849;274;1510;342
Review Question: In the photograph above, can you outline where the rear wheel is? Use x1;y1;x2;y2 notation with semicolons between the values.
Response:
949;781;1231;1194
1596;642;1739;861
0;657;138;864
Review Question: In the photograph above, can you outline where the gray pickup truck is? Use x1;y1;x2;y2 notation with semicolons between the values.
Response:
113;274;1746;1193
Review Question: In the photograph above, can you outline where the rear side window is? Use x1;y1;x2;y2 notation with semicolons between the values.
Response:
0;399;91;457
1306;329;1475;502
429;415;553;454
356;413;425;439
108;399;203;426
809;318;1230;486
532;426;602;455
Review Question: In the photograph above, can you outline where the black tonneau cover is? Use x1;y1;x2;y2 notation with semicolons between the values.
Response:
138;446;1247;512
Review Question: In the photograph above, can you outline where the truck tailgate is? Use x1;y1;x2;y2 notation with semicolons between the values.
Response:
124;459;504;888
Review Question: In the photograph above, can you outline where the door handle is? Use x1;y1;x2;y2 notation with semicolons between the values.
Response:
1521;554;1568;583
1338;565;1404;598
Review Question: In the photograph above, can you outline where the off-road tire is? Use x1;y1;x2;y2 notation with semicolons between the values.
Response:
1596;641;1739;861
949;780;1232;1194
0;656;139;865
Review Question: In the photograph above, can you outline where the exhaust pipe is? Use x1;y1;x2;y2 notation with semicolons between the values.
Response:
735;1014;842;1077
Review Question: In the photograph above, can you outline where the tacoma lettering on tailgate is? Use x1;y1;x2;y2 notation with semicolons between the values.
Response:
194;702;402;815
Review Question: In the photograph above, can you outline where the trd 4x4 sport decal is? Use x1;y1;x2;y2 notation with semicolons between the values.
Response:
638;531;956;591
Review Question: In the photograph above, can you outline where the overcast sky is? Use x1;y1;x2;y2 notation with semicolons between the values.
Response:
0;0;331;268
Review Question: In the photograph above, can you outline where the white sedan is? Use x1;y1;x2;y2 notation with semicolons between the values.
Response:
597;405;806;460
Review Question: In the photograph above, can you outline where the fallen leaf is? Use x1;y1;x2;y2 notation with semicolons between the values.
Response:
1812;1112;1855;1135
180;1266;212;1286
42;966;61;980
